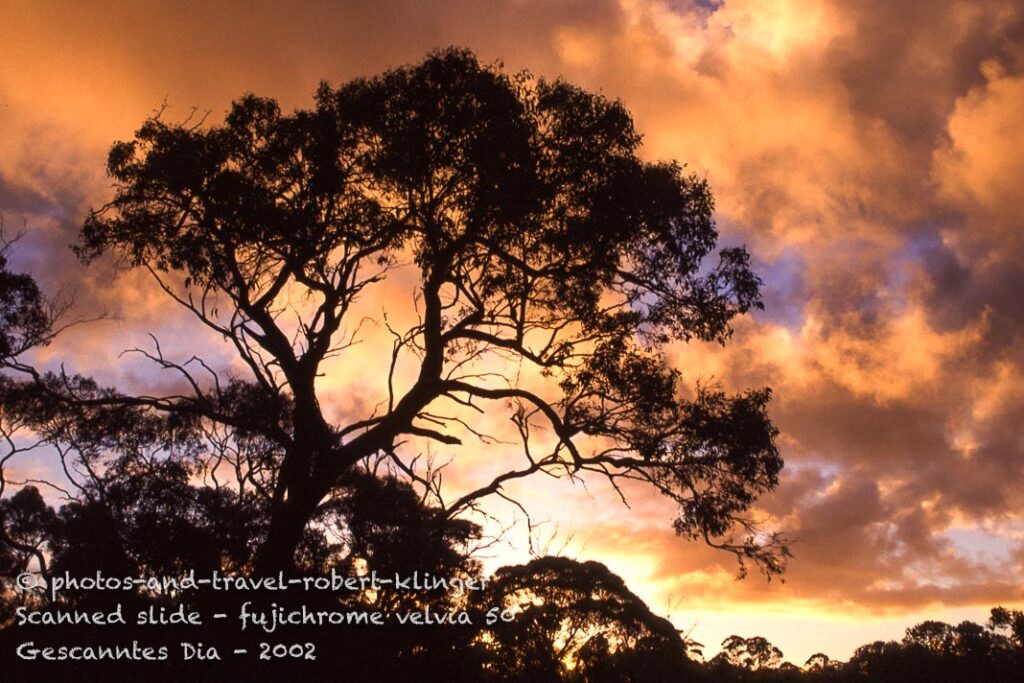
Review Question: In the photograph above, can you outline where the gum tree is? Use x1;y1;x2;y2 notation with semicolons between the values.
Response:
74;48;786;575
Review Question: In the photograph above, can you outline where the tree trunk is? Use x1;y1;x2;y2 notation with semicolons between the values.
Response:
254;383;331;574
254;493;316;575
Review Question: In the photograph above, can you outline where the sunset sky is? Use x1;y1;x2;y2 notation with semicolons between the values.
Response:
2;0;1023;665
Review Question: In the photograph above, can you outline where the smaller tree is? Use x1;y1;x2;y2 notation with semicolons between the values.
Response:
712;634;784;671
0;230;56;365
0;227;67;619
904;620;956;655
803;651;839;672
473;556;691;682
989;606;1024;649
0;487;54;572
0;487;56;623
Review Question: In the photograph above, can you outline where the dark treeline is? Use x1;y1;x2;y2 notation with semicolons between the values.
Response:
2;482;1022;682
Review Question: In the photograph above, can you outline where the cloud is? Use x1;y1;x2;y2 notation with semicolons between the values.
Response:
934;61;1024;250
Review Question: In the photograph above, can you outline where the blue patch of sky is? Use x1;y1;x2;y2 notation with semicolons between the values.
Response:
785;457;842;478
751;248;807;331
1;439;78;507
891;229;948;293
709;212;808;331
942;528;1015;566
671;0;724;13
665;0;724;29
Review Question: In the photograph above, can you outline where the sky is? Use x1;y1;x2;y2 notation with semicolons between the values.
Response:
2;0;1024;665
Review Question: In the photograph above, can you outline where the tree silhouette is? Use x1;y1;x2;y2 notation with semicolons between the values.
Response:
471;556;696;682
803;651;839;673
713;634;785;672
0;486;55;623
0;228;67;615
61;47;787;575
0;232;55;364
990;606;1024;650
